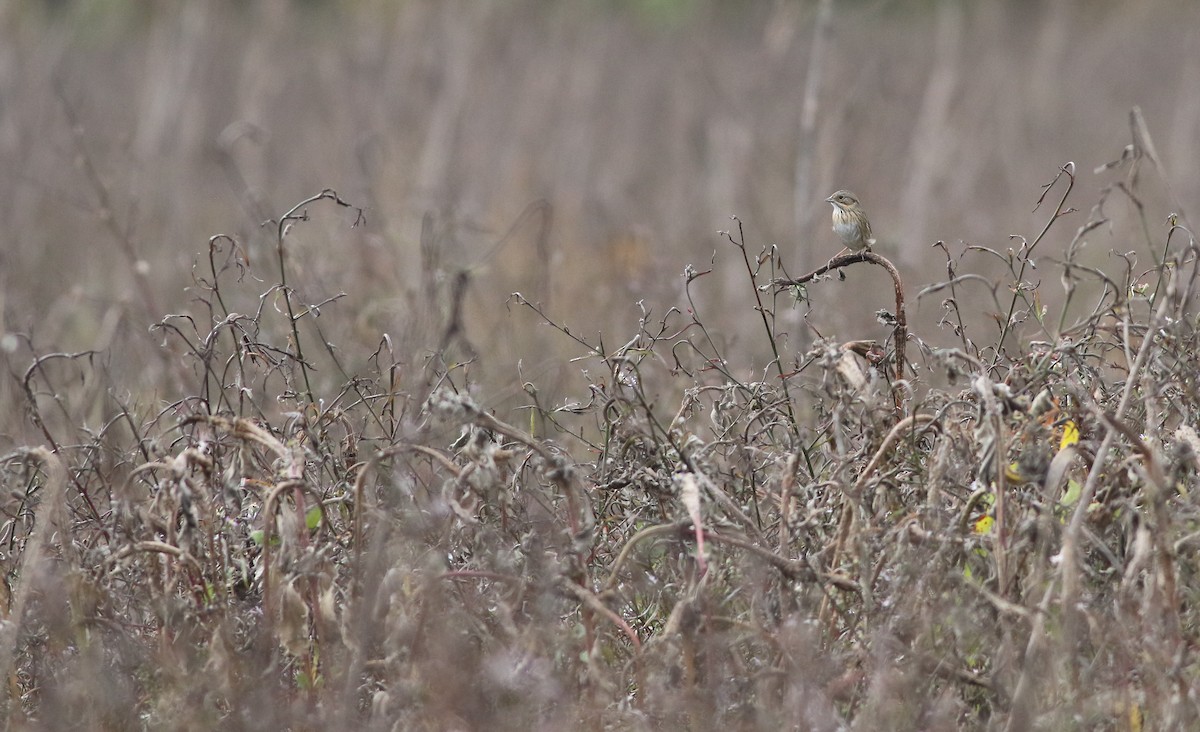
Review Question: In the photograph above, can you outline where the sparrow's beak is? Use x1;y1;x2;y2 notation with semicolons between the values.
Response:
825;194;835;204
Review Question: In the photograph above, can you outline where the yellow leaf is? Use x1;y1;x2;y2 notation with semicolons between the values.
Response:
974;515;994;535
1059;420;1080;450
1005;462;1024;483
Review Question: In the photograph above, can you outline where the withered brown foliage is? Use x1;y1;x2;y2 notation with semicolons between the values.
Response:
3;4;1200;730
3;124;1199;731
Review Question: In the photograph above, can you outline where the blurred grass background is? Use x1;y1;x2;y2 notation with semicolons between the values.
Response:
2;0;1197;439
1;4;1198;728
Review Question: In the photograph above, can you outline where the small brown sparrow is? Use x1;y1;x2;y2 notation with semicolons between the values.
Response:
826;190;874;255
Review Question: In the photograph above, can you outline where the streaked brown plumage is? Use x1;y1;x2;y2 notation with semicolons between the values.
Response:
826;190;874;254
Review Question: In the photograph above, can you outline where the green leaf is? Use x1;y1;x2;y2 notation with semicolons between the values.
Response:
1061;479;1082;507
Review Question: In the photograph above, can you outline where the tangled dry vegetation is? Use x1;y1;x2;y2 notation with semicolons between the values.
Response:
3;141;1199;731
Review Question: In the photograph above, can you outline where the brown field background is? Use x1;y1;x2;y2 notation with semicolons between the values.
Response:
1;3;1199;728
2;0;1198;439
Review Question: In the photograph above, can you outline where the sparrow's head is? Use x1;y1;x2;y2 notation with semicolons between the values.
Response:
825;190;861;211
